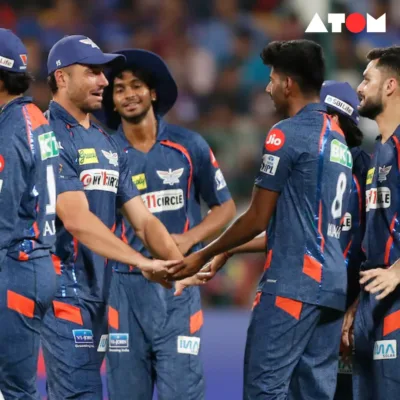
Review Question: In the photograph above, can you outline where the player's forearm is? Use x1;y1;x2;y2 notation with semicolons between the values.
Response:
63;210;150;267
227;236;266;255
201;209;266;261
186;200;236;245
140;215;183;260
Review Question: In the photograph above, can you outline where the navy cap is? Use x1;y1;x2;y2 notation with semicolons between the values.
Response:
321;80;360;125
47;35;126;75
0;29;28;72
94;49;178;130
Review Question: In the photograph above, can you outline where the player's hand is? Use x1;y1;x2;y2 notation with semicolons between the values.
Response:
142;270;173;289
341;298;358;349
171;233;195;256
139;258;183;278
168;251;208;280
194;252;230;284
360;267;400;300
174;265;211;296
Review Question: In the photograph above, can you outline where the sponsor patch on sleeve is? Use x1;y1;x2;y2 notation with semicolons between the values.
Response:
265;128;285;152
260;154;280;176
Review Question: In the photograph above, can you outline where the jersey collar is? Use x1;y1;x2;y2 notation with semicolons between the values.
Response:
296;102;327;116
115;116;169;149
48;100;90;127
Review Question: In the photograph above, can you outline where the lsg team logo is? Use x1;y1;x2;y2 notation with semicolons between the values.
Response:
306;13;386;33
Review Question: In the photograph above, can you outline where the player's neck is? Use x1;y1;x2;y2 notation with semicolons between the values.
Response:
288;95;320;117
52;95;91;129
122;111;158;153
376;101;400;143
0;92;22;109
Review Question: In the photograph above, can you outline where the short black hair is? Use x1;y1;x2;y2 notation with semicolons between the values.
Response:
260;39;325;95
103;67;157;113
367;46;400;79
0;70;33;95
47;72;58;94
326;106;363;148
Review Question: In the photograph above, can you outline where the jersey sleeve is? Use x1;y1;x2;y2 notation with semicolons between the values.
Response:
57;135;84;194
0;126;32;259
255;125;297;192
192;135;232;207
116;147;140;208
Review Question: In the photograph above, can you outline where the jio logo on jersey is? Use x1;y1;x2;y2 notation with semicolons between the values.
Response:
265;129;285;152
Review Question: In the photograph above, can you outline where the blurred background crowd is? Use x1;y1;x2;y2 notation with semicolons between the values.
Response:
1;0;398;308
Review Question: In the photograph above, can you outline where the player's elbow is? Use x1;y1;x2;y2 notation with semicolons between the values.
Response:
61;213;86;237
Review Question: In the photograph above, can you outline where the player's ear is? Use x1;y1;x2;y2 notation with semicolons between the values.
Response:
385;77;398;97
284;76;293;96
55;69;67;89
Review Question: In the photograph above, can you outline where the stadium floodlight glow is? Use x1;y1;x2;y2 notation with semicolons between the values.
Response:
305;13;386;33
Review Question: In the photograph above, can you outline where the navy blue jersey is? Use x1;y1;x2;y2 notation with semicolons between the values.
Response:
48;101;139;301
0;97;58;265
255;104;352;311
112;118;232;273
363;127;400;269
340;147;369;305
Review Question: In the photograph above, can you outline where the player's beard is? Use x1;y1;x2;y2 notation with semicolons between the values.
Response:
121;102;153;125
358;89;384;120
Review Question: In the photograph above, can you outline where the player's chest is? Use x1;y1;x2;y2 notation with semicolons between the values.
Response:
366;142;399;212
126;145;191;193
72;132;120;194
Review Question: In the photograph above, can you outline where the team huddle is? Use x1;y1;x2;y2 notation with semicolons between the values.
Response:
0;27;399;400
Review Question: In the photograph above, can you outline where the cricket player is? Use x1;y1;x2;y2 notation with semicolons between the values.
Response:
342;46;400;400
0;29;59;399
171;40;353;399
41;36;183;399
95;48;235;399
203;80;370;400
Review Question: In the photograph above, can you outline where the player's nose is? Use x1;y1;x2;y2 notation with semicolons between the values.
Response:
98;72;109;88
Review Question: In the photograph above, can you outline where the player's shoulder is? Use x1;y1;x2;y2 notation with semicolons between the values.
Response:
163;122;209;153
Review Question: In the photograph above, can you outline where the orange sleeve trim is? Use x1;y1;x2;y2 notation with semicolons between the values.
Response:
51;254;62;275
383;310;400;337
275;296;303;320
303;254;322;283
108;306;119;330
252;292;262;310
53;300;83;325
190;310;204;334
7;290;35;318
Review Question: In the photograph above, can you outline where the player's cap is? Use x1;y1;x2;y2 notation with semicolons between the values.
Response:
0;29;28;73
95;49;178;130
47;35;126;75
321;80;360;125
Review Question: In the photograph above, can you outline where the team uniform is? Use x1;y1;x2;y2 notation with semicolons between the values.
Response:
0;97;59;398
353;127;400;400
246;103;352;399
106;118;232;399
335;147;370;399
41;101;139;399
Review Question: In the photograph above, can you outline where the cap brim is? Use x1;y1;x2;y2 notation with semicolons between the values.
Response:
79;53;126;68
